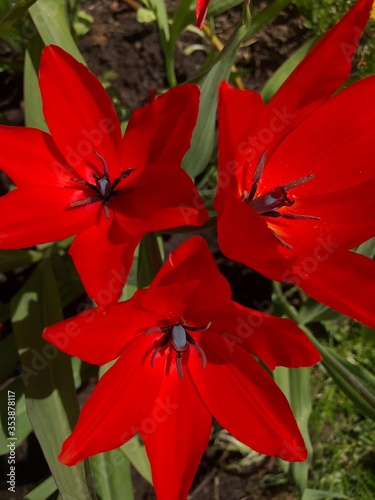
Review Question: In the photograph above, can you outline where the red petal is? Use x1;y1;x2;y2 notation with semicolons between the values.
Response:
292;248;375;329
0;186;96;249
43;289;164;365
142;236;232;323
211;302;321;370
215;194;295;280
121;85;200;173
218;82;266;197
59;336;163;465
196;0;210;29
262;0;372;151
114;163;209;233
143;367;211;499
270;177;375;252
0;126;77;187
190;332;307;461
39;46;122;180
261;76;375;196
69;213;142;304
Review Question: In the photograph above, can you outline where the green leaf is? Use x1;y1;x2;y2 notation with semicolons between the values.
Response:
207;0;243;17
24;475;58;500
29;0;84;61
10;259;95;498
243;0;292;43
0;249;42;272
302;326;375;422
261;37;317;103
90;450;134;500
121;435;153;485
137;233;164;288
301;488;348;500
298;297;344;324
183;22;252;177
24;32;47;130
355;237;375;259
0;0;38;37
274;367;312;491
136;7;156;23
0;334;19;384
0;378;33;455
146;0;170;45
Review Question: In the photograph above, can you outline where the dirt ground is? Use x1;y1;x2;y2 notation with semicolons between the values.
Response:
0;0;312;498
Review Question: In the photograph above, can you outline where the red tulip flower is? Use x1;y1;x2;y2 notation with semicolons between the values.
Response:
44;236;320;499
0;46;208;303
215;0;375;327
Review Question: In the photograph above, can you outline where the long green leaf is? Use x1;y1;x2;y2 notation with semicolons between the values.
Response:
24;31;47;129
90;450;134;500
242;0;292;43
137;233;164;289
182;22;252;177
0;378;33;455
274;367;312;491
121;436;153;485
24;475;57;499
10;259;95;499
29;0;84;61
261;37;317;103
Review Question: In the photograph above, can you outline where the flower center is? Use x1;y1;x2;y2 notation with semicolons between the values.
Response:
242;152;320;249
146;320;210;378
69;152;137;218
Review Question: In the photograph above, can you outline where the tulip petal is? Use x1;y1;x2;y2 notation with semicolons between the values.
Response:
218;82;266;197
39;45;122;180
293;248;375;329
190;332;307;461
143;367;212;500
0;126;77;187
121;84;200;172
210;302;321;370
59;336;163;466
43;289;165;365
114;163;209;233
69;213;142;303
215;194;295;280
262;76;375;196
142;237;232;322
269;177;375;252
196;0;210;29
263;0;372;151
0;186;96;248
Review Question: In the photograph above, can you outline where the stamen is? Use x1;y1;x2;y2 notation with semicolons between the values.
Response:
247;151;267;201
281;213;321;220
253;151;267;184
176;354;184;378
184;321;211;332
272;230;293;250
93;151;109;174
282;173;315;192
70;196;101;208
